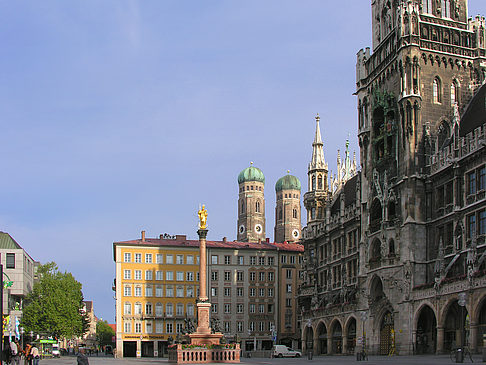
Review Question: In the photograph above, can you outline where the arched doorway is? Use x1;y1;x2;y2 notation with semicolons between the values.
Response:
316;322;328;355
305;325;314;351
380;312;394;355
346;318;357;354
331;321;343;354
416;305;437;354
477;298;486;349
444;300;468;351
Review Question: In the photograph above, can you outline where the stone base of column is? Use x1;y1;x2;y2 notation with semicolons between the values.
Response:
194;302;212;335
189;332;224;346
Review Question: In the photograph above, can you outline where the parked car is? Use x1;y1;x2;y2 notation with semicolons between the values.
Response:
272;345;302;358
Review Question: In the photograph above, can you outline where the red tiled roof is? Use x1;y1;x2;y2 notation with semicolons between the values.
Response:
114;237;304;252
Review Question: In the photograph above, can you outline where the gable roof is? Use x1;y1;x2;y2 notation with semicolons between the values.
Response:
0;232;22;250
460;83;486;137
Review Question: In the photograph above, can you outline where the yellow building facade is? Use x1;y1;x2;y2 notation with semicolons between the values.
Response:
114;234;199;358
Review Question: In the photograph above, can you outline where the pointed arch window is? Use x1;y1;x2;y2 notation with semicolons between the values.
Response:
451;81;458;106
433;77;442;103
441;0;451;18
256;200;261;213
312;175;316;190
278;208;283;221
241;200;245;214
293;208;298;219
422;0;433;14
317;175;323;190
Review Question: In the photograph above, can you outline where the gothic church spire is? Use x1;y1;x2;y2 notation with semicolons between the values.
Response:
309;114;328;172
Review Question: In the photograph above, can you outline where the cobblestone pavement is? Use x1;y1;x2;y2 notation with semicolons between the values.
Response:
35;354;483;365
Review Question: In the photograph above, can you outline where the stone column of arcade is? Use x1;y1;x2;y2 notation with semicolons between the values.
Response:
437;327;444;354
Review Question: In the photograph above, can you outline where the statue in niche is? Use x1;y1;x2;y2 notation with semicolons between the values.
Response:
375;17;382;43
454;2;461;18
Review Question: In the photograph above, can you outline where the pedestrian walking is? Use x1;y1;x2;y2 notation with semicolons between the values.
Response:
24;343;32;365
3;340;12;365
31;346;39;365
77;348;89;365
10;340;20;365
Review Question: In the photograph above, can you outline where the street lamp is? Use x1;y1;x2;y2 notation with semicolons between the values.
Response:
359;311;368;360
458;293;467;349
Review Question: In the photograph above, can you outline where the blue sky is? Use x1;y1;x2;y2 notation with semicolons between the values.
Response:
1;1;484;322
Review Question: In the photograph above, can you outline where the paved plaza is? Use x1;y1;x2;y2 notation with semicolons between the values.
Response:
36;355;484;365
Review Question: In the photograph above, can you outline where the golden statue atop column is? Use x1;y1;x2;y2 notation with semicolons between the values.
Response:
198;204;208;229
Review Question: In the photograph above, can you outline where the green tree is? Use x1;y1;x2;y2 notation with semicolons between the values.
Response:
21;262;89;338
96;320;115;348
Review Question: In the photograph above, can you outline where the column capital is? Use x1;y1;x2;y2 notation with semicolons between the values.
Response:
197;229;208;239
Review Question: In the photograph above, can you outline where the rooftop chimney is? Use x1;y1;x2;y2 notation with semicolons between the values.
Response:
141;230;146;242
175;235;187;241
266;238;270;243
222;237;227;243
258;239;262;244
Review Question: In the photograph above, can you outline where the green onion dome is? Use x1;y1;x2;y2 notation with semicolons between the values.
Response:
275;174;301;192
238;165;265;184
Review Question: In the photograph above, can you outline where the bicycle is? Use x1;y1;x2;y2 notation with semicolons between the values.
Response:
450;347;473;362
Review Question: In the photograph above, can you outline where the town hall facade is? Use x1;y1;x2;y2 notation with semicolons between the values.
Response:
299;0;486;355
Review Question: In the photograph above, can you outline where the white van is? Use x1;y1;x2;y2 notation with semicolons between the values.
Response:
272;345;302;358
52;344;60;358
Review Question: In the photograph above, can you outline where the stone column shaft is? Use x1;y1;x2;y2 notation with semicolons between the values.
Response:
198;229;208;301
437;327;444;354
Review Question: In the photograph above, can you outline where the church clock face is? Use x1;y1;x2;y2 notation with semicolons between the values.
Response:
239;224;246;234
292;229;300;239
255;224;263;234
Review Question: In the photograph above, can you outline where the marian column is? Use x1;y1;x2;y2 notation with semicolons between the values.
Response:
189;205;222;344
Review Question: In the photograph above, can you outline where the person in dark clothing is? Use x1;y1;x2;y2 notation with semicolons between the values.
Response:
77;348;89;365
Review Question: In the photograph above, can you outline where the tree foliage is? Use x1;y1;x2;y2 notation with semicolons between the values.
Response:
21;262;89;338
96;320;115;347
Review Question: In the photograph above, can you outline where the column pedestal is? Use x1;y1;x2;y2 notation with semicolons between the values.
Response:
189;301;223;345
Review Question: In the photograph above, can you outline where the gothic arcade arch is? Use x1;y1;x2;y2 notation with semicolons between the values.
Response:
330;319;343;354
415;303;437;354
441;298;469;351
475;295;486;350
316;321;328;355
345;316;357;354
